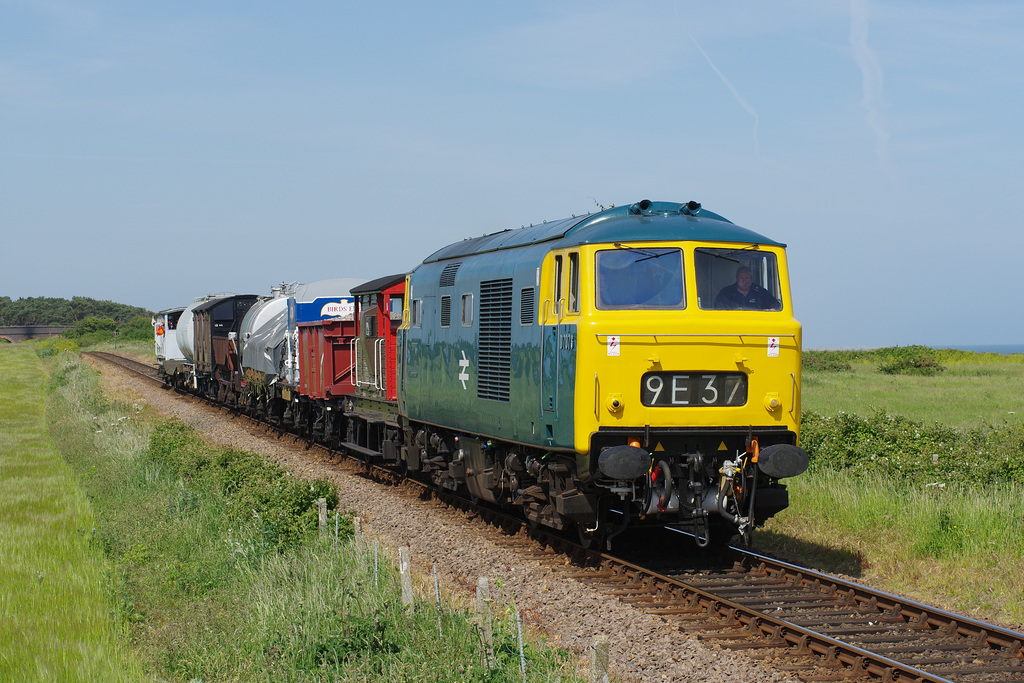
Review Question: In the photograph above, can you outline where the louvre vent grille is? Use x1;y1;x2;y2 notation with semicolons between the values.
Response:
439;262;461;287
520;287;535;326
478;278;512;402
440;295;451;328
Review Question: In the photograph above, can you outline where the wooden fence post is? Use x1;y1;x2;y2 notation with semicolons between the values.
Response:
589;634;609;683
317;498;327;536
476;577;495;669
399;546;414;613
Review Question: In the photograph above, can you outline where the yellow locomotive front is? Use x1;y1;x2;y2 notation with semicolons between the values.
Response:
541;202;808;547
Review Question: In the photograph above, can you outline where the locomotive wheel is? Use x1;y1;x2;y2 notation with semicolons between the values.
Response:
394;458;409;480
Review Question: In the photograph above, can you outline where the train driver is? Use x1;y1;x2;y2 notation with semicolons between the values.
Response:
714;266;781;310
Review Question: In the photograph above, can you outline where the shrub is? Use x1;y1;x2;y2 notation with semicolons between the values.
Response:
803;351;853;372
876;345;946;376
63;316;117;339
145;420;340;552
34;337;79;357
800;409;1024;488
119;316;155;341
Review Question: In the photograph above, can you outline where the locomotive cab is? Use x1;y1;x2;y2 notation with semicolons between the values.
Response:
543;205;808;547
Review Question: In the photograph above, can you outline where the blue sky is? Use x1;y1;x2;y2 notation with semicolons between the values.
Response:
2;1;1022;348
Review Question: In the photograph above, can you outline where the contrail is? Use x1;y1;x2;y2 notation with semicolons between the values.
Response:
849;0;891;175
689;34;761;158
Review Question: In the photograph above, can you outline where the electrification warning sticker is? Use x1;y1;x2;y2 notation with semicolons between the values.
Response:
608;335;620;356
767;337;780;357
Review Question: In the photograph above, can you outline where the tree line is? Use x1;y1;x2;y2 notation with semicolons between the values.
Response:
0;296;151;326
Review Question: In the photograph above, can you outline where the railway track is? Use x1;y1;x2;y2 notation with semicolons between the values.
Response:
568;543;1024;682
89;351;165;381
88;351;1024;682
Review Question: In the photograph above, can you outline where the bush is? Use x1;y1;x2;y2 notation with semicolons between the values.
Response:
119;316;155;341
34;337;79;357
875;345;946;376
800;409;1024;488
63;316;117;339
803;350;853;372
61;314;153;347
146;420;340;552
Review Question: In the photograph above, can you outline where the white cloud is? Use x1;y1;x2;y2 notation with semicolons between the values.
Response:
849;0;890;176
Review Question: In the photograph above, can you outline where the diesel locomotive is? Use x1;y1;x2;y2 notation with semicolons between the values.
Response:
157;199;808;548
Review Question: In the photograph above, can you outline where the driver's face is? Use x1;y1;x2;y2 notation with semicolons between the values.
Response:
736;270;753;291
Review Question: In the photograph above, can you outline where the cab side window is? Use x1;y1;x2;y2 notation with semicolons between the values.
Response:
568;252;580;313
554;254;564;309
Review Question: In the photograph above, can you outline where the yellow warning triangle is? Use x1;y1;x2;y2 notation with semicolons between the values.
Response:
654;442;665;451
717;441;728;451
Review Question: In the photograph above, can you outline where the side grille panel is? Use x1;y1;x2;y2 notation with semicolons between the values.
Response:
478;279;512;402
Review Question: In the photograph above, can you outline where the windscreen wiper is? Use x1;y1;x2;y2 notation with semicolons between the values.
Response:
613;243;675;263
694;244;761;263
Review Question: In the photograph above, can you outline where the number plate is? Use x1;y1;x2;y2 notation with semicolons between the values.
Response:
640;372;747;407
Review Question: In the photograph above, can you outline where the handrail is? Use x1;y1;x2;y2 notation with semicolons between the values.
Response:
790;372;797;416
351;338;362;387
375;338;386;391
593;333;798;341
343;339;355;387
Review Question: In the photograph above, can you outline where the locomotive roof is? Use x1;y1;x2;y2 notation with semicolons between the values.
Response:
422;200;784;264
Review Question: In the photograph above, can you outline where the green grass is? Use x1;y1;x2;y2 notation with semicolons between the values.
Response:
21;346;584;682
0;345;149;681
757;471;1024;624
802;360;1024;429
81;337;155;363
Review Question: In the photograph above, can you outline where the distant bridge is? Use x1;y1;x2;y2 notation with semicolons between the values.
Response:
0;325;73;343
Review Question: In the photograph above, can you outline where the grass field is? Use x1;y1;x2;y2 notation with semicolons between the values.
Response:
0;345;149;681
5;342;584;682
802;361;1024;429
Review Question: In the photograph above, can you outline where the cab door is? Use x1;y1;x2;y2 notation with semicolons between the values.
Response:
540;252;579;437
